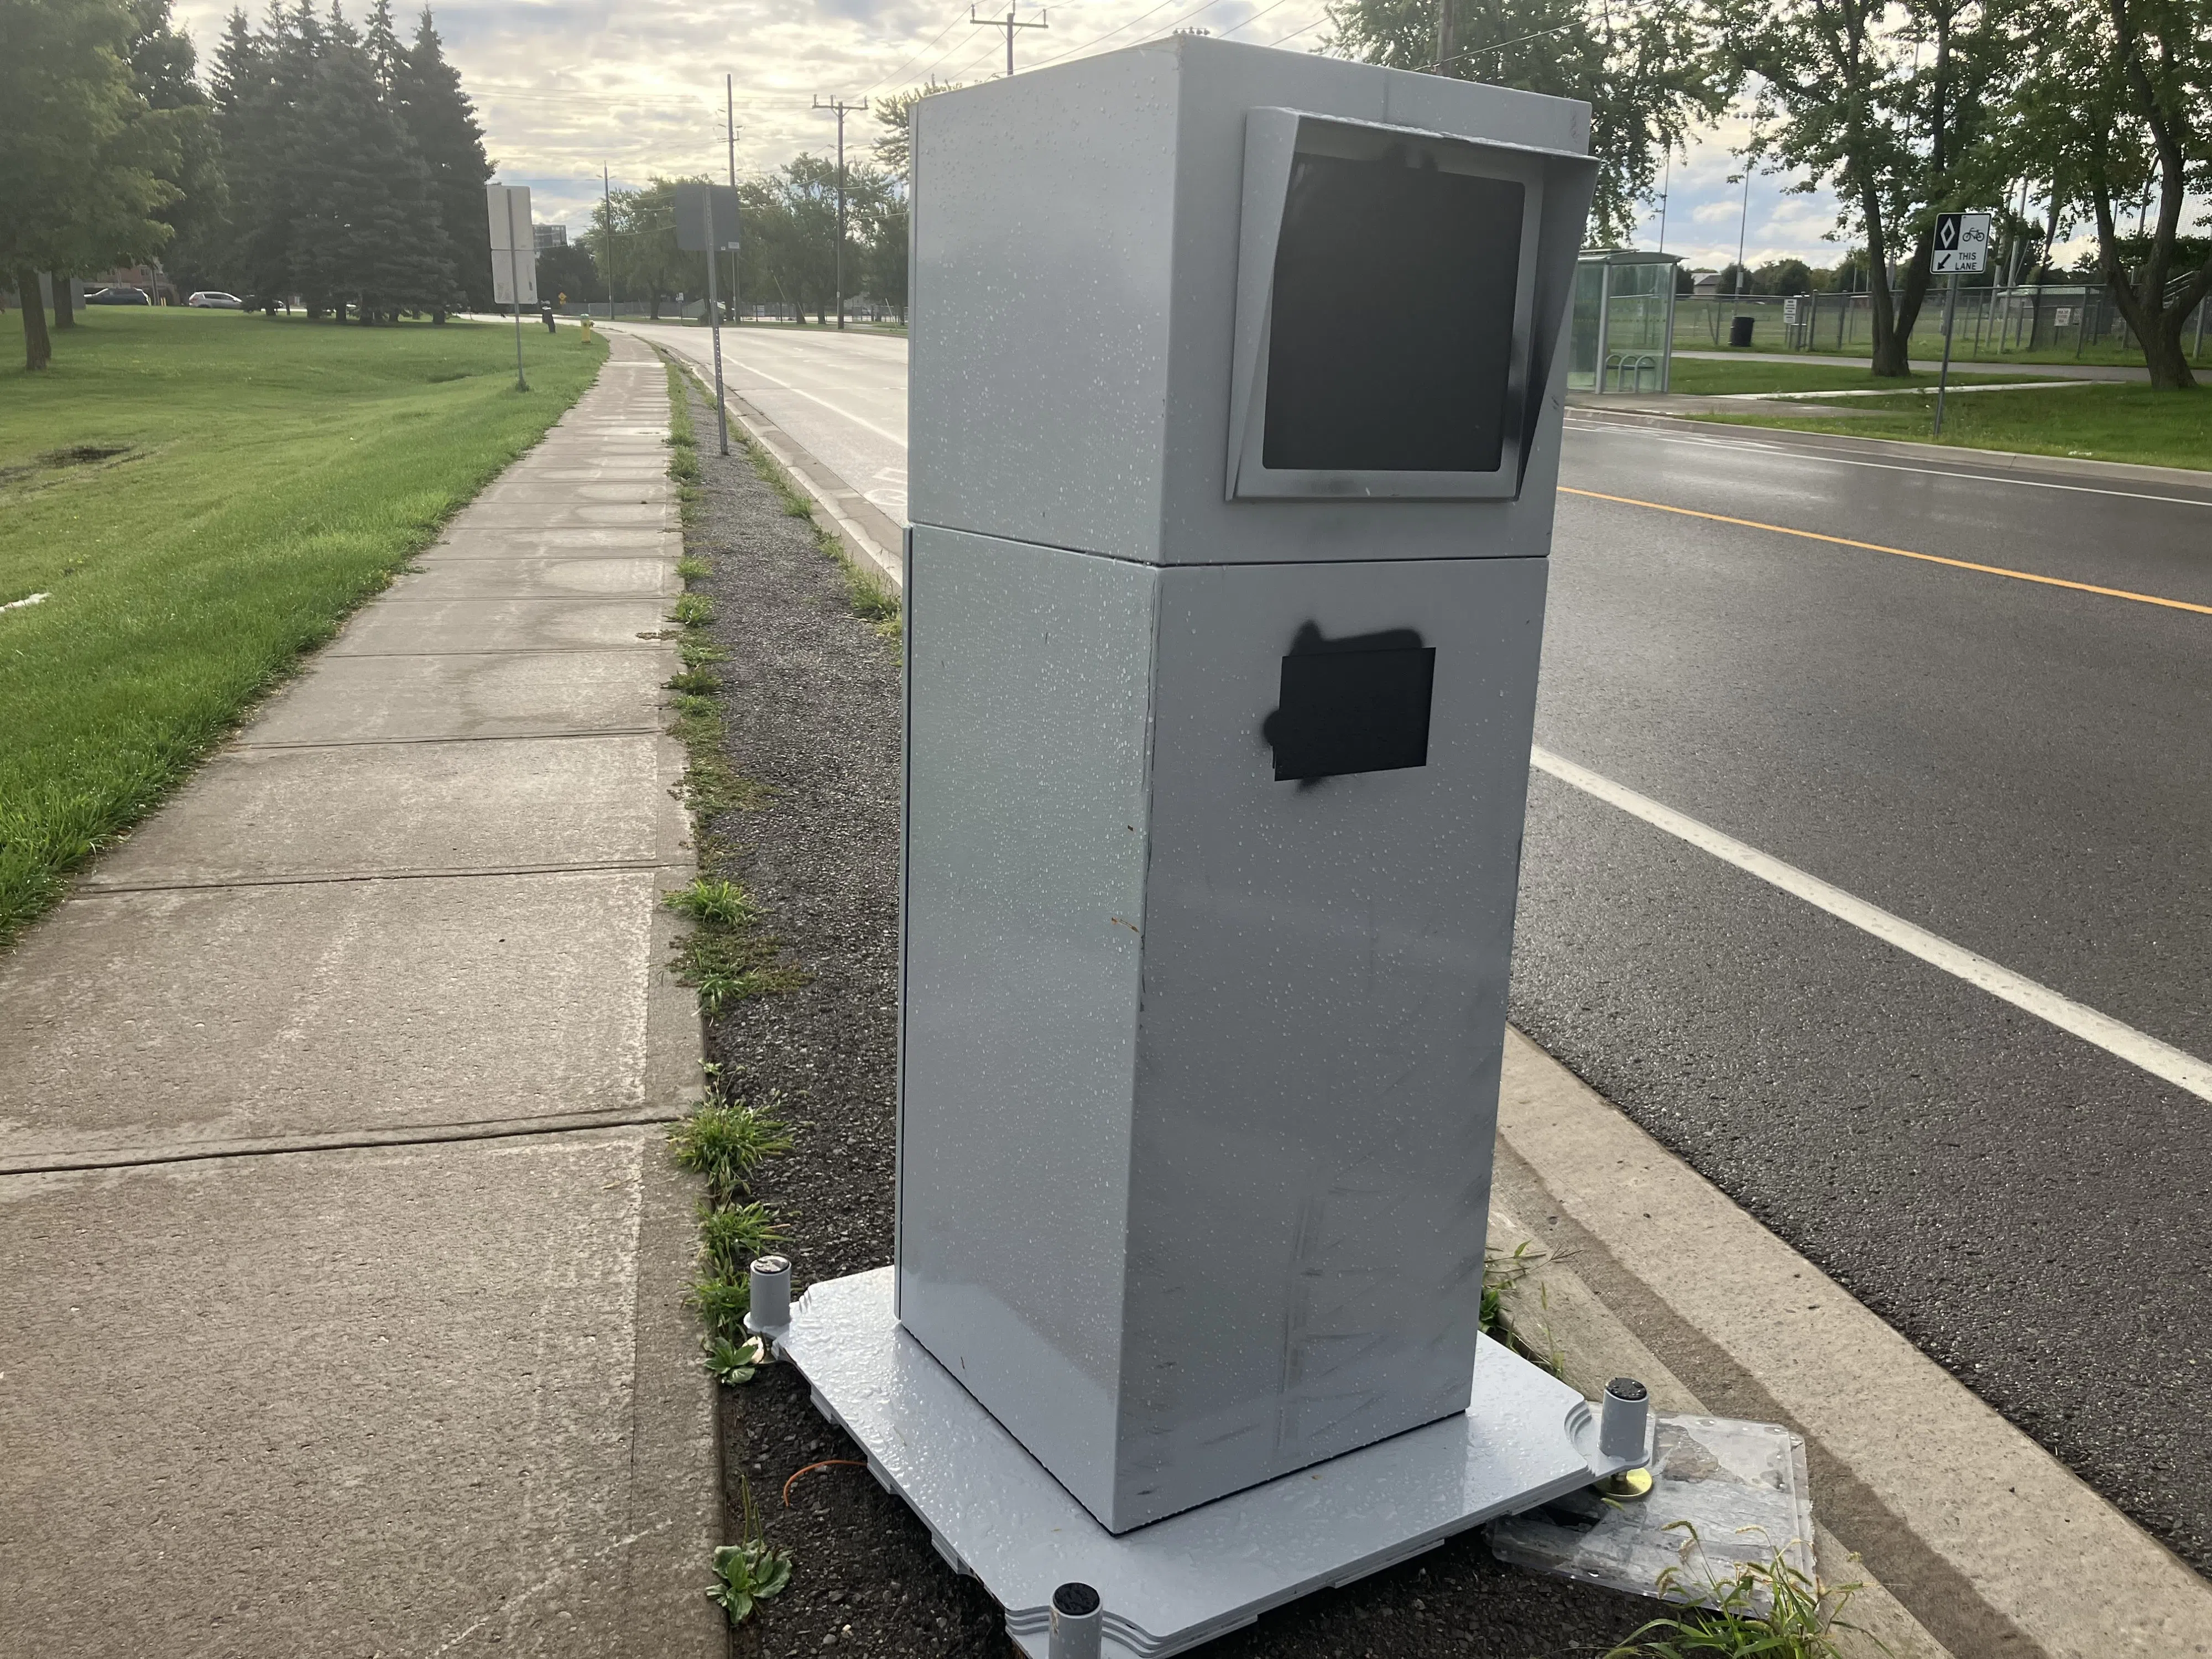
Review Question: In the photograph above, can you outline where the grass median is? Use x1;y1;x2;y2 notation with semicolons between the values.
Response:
1693;380;2211;471
0;306;607;942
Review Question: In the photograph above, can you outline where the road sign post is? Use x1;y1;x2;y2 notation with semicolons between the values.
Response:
676;182;742;457
486;182;538;392
1931;211;1990;438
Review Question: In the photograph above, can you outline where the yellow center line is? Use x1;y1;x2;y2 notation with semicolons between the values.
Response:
1558;486;2212;618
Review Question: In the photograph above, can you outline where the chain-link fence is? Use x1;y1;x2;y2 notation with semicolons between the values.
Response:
1676;285;2210;365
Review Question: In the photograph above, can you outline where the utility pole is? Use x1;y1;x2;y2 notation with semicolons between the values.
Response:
814;95;867;329
726;75;740;325
971;4;1047;76
1433;0;1453;78
602;163;615;321
1655;151;1671;254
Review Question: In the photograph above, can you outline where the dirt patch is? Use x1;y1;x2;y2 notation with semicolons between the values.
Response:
680;382;1655;1657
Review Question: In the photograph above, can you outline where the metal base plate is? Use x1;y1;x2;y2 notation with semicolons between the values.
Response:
774;1269;1641;1658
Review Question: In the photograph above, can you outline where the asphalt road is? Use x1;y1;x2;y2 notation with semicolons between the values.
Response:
629;320;2212;1577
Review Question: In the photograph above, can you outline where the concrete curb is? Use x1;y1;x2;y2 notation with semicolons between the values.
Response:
1484;1199;1953;1659
1566;403;2212;494
1494;1030;2212;1658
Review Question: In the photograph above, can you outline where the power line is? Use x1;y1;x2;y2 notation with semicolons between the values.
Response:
1212;0;1299;39
856;8;975;97
1026;0;1189;67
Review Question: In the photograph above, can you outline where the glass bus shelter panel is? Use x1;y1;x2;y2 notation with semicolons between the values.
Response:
1567;261;1604;390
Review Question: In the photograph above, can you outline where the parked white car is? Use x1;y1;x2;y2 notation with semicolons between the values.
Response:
186;290;244;309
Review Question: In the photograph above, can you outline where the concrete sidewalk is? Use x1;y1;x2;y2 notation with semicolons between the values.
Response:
0;336;720;1656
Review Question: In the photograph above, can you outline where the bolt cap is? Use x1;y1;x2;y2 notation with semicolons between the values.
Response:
1052;1582;1100;1618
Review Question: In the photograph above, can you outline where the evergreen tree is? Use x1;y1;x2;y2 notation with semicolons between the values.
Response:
291;4;448;320
395;8;489;309
362;0;401;93
127;0;228;289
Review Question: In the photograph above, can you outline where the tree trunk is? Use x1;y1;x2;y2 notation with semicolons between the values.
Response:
16;269;50;371
1858;186;1913;378
1884;231;1937;373
2135;317;2195;390
53;275;75;330
431;307;448;324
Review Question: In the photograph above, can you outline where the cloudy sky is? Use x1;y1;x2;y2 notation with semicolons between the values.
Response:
169;0;1921;272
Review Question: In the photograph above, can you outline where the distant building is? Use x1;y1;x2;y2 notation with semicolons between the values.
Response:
533;223;567;251
1691;270;1722;297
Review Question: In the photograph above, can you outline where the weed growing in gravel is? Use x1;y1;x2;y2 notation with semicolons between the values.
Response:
1605;1526;1877;1659
1479;1240;1564;1376
704;1333;768;1386
700;1199;785;1274
846;570;901;639
677;554;711;579
669;1098;796;1203
672;927;811;1015
669;592;714;627
666;876;760;928
665;666;721;695
709;1480;793;1624
691;1270;753;1342
684;756;770;818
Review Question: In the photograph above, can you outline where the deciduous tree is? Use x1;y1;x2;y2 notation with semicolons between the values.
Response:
1324;0;1733;241
2000;0;2209;387
1728;0;2024;375
0;0;176;368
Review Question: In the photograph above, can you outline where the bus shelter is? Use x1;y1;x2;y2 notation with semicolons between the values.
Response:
1569;248;1680;393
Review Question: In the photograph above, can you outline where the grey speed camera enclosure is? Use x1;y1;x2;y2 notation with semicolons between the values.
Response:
775;36;1614;1653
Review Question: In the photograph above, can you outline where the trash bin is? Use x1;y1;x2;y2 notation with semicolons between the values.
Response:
1729;314;1755;347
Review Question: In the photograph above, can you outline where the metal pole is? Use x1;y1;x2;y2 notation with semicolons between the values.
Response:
727;75;739;325
603;164;615;320
507;191;528;391
1933;270;1959;437
832;113;846;330
705;192;729;456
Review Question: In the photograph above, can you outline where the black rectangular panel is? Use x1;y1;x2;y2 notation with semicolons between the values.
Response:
1262;153;1524;474
1271;645;1436;782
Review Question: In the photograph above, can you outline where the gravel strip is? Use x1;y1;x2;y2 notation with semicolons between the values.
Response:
679;379;1656;1658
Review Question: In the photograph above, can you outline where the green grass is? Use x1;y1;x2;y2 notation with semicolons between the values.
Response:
0;306;607;941
1663;357;2022;397
1695;382;2212;471
668;1098;795;1207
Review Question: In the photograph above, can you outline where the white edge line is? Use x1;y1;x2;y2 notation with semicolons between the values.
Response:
1529;744;2212;1105
685;333;910;451
1562;420;2212;510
